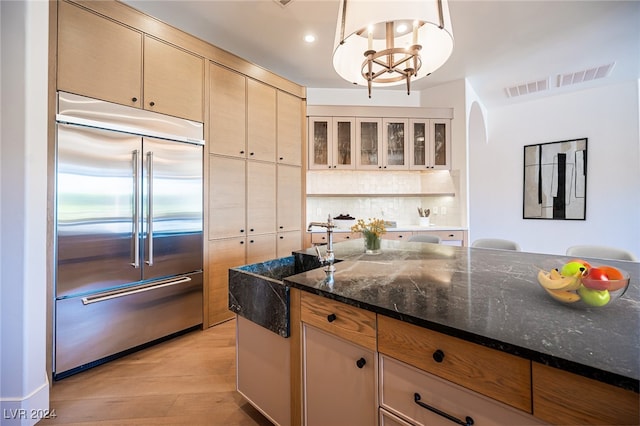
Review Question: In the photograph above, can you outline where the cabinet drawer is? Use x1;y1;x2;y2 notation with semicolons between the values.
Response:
378;315;531;412
427;230;464;241
383;231;413;241
380;355;546;426
300;292;376;351
380;407;413;426
532;362;639;425
310;232;358;244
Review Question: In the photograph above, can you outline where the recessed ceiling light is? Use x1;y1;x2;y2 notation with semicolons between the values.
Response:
304;34;316;43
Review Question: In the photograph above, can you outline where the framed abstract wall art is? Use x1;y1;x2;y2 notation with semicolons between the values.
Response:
523;138;587;220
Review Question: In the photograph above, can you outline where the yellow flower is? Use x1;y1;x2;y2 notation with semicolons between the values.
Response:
350;218;387;238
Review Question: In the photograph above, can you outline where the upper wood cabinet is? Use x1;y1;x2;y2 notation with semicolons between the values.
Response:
57;1;142;108
248;79;277;162
209;63;246;157
57;1;204;122
143;36;204;122
277;92;303;166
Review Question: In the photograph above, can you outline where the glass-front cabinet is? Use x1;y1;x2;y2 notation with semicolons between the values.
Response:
409;118;451;170
308;117;355;169
355;118;382;169
383;118;409;170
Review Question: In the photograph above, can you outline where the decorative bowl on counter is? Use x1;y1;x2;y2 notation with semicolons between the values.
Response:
536;259;630;308
332;214;356;229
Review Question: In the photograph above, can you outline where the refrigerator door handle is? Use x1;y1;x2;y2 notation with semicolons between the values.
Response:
81;276;192;305
131;149;141;268
146;151;154;266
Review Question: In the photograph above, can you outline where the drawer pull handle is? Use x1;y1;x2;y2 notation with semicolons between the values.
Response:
327;313;337;323
433;349;445;363
356;357;366;368
414;393;474;426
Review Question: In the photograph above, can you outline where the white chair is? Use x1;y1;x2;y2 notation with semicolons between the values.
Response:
408;234;441;244
472;238;521;251
565;245;637;261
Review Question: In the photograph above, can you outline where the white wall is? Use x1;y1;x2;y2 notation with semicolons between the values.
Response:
0;1;50;424
469;81;640;257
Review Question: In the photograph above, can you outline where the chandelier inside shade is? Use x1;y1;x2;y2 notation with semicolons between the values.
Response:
333;0;454;97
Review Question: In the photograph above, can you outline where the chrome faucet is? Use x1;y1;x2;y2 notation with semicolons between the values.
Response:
308;214;336;272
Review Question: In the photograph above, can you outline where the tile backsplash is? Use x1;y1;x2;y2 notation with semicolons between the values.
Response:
306;170;460;227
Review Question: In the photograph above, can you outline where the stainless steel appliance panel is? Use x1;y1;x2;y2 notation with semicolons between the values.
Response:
141;137;203;281
55;272;203;374
56;123;142;297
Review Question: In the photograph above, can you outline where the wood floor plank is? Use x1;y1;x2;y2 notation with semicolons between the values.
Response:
41;319;273;425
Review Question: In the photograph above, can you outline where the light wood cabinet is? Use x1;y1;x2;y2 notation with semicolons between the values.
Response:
380;354;546;426
207;237;245;327
532;362;639;425
57;1;204;122
377;315;532;413
409;119;451;170
57;1;142;109
247;79;277;162
208;155;246;240
303;325;377;426
277;231;303;258
356;118;383;170
308;117;356;170
382;231;412;241
209;64;246;157
277;164;302;233
247;161;276;235
143;36;204;121
277;92;303;166
310;231;359;244
246;233;277;265
382;118;409;170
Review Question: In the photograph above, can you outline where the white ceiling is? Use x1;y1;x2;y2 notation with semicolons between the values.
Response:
122;0;640;107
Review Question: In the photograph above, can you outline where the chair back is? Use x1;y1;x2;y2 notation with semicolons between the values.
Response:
472;238;521;251
408;234;441;244
565;245;637;261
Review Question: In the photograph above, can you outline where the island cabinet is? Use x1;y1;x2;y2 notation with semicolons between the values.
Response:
300;292;377;426
57;1;204;122
532;363;639;425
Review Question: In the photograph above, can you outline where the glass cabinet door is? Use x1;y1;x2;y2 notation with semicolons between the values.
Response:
430;119;451;170
409;119;428;170
333;117;355;169
308;117;331;169
410;119;451;170
356;118;382;169
383;118;408;170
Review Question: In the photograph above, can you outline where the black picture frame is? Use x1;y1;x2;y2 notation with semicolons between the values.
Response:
523;138;587;220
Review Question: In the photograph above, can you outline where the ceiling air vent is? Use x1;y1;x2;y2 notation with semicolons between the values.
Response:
273;0;294;6
504;78;549;98
557;63;615;87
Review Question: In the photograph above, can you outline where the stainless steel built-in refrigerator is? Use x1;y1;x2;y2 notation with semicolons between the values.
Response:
54;92;204;378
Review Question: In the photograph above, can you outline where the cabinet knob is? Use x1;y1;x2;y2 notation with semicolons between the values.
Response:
240;241;244;244
356;357;366;369
240;150;245;154
279;157;284;160
249;239;254;243
432;349;445;363
149;101;155;107
279;236;284;239
345;236;350;239
327;313;337;323
399;235;403;238
240;229;245;233
250;228;254;232
279;226;284;229
131;97;138;102
250;152;255;156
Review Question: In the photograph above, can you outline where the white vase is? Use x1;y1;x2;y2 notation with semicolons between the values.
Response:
419;217;431;227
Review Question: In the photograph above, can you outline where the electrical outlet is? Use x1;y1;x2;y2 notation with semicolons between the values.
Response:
432;206;439;215
441;206;447;215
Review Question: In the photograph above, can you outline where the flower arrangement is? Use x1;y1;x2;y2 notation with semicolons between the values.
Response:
350;218;387;237
351;218;386;253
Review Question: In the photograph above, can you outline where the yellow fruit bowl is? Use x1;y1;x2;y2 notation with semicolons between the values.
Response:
537;263;630;308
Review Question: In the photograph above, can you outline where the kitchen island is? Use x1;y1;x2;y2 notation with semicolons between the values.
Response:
232;239;639;425
285;239;639;425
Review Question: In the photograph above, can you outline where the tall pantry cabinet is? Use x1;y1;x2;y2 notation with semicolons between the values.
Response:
53;0;306;331
208;63;305;327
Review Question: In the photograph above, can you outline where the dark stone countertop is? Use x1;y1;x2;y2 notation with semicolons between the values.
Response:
284;239;640;392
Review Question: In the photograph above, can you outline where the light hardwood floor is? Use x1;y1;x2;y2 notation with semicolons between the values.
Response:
40;319;273;425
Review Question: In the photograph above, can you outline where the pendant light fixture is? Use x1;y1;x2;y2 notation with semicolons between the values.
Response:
333;0;454;98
